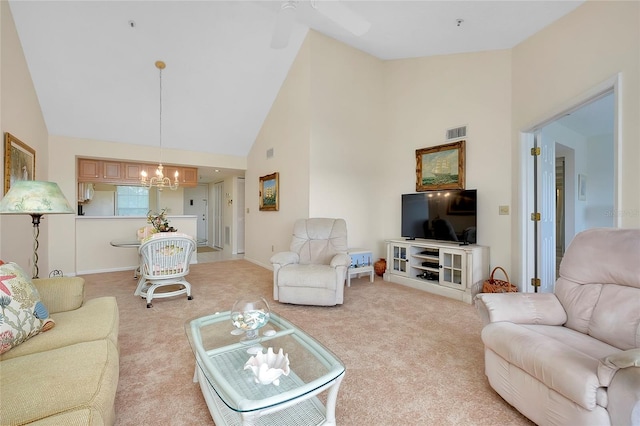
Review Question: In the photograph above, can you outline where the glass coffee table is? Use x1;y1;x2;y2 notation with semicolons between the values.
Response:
185;311;346;426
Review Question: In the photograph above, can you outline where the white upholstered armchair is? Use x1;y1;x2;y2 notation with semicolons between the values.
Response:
270;218;351;306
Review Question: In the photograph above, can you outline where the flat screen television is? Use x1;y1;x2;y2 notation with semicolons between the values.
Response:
401;189;477;244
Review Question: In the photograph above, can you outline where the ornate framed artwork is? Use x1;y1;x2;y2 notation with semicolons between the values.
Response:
4;133;36;195
415;140;465;191
259;172;279;211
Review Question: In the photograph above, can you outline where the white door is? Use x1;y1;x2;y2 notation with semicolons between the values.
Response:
535;132;557;293
523;90;616;293
213;182;224;249
236;178;245;253
183;185;208;244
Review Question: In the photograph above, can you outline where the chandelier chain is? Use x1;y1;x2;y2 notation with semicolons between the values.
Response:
158;63;163;163
139;60;178;191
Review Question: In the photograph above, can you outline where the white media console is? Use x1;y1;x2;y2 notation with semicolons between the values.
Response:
383;238;489;304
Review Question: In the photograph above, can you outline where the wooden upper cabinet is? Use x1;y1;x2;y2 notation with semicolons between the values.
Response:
123;163;143;182
102;161;122;181
78;158;101;180
182;167;198;186
78;158;198;187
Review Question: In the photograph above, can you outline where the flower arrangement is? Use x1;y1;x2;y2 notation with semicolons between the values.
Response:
147;208;176;232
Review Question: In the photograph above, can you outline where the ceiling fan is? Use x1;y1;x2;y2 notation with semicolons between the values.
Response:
271;0;371;49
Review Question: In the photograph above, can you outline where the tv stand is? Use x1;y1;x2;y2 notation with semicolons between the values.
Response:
405;237;416;241
383;238;489;304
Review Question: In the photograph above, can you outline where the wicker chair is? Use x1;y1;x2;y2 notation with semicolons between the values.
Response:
136;233;196;308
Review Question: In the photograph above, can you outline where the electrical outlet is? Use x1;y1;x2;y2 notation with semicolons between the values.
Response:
246;208;250;214
271;245;274;252
499;205;510;215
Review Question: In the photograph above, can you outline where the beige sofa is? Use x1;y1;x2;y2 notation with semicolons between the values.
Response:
0;276;119;425
476;228;640;426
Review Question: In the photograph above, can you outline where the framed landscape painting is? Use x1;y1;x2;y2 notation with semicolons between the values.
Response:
415;140;465;191
259;172;279;211
4;133;36;195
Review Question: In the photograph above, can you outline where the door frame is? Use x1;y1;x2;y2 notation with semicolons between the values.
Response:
518;74;621;292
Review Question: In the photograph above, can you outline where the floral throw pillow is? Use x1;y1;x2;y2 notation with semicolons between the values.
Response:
0;262;50;354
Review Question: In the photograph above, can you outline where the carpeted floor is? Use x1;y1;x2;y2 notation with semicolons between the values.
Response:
82;260;533;425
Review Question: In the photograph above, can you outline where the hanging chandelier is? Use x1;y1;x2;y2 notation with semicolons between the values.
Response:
140;60;179;191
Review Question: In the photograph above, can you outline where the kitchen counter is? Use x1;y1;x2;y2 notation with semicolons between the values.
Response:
75;215;198;275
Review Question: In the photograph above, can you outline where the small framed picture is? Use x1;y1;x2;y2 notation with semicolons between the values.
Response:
578;174;587;201
4;133;36;195
259;172;279;211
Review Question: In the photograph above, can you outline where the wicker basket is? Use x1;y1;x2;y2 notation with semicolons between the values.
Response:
482;267;517;293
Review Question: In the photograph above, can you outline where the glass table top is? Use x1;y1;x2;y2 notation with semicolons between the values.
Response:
185;311;345;414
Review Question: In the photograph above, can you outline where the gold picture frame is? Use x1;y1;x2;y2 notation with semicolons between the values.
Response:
415;140;465;191
259;172;279;211
4;133;36;195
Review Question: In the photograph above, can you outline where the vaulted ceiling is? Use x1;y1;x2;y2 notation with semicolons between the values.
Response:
9;1;586;168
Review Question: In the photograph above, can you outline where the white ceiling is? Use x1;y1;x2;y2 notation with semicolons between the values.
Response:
9;0;586;181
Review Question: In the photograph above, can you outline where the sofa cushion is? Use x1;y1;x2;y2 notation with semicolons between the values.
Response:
0;339;119;426
482;322;617;410
0;296;118;361
589;284;640;350
32;276;85;314
277;264;339;290
0;262;49;354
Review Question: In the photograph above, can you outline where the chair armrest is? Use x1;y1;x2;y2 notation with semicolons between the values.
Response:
605;355;640;425
475;293;567;327
598;349;640;386
270;251;299;266
330;253;352;268
32;277;85;314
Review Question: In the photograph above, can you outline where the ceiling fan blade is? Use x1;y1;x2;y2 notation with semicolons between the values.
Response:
271;1;297;49
312;1;371;37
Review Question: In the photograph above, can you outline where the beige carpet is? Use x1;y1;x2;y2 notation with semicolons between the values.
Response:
82;260;533;425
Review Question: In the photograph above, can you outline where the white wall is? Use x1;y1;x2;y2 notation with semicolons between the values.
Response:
246;36;312;268
511;0;639;281
0;3;50;274
383;50;513;270
585;133;614;229
308;32;385;252
246;32;513;271
47;134;246;274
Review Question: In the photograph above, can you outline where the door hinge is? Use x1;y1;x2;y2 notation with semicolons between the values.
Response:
531;212;541;221
531;147;541;156
531;278;541;287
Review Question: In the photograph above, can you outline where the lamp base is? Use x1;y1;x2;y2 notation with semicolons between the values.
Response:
30;214;42;279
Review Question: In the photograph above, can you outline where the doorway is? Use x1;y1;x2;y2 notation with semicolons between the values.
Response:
522;88;616;293
213;182;224;249
183;185;208;244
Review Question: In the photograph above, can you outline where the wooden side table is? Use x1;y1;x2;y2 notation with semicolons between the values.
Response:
347;248;374;287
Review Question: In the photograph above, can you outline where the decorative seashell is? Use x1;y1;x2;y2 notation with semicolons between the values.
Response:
244;347;290;386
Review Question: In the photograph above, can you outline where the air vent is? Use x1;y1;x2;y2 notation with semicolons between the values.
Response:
446;126;467;141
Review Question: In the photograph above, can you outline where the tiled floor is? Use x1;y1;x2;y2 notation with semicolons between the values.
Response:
196;247;244;263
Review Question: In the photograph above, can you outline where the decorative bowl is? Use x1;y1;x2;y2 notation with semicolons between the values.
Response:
231;297;271;342
244;347;290;386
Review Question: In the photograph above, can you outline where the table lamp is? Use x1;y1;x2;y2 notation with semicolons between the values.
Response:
0;180;74;278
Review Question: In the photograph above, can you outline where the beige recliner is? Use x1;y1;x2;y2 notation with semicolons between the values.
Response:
475;228;640;426
270;218;351;306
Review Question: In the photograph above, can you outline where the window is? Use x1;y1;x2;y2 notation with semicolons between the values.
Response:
116;186;149;216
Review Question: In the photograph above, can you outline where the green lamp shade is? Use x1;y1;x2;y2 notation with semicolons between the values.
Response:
0;181;74;214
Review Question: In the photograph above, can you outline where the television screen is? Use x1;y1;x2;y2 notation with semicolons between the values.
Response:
401;190;477;244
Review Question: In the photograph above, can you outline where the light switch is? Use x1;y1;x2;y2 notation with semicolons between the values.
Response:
499;205;510;215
